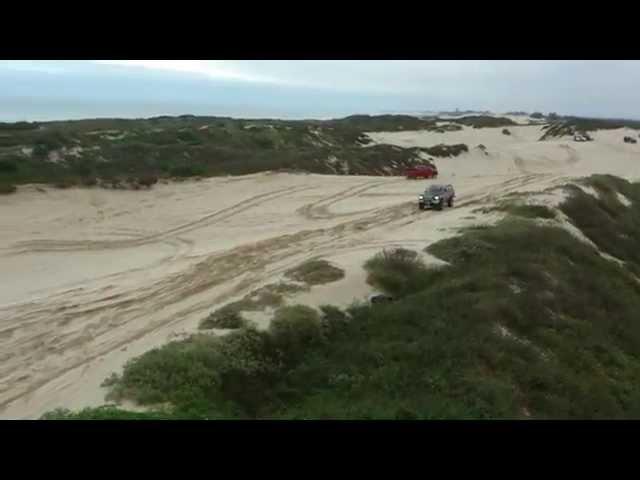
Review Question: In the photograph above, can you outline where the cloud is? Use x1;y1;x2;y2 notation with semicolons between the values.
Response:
2;60;640;120
94;60;285;84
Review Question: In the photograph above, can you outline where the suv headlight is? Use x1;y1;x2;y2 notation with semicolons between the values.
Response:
433;195;440;201
419;195;424;199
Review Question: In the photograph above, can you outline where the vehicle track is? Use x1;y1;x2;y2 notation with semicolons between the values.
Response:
295;179;398;220
4;185;311;255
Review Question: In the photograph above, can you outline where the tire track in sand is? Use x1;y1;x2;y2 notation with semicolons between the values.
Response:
4;185;312;255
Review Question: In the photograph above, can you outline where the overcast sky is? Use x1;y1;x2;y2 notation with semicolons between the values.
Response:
1;60;639;121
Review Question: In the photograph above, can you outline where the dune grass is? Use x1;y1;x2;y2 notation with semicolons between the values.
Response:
0;115;444;188
487;201;556;220
199;282;308;330
285;260;345;286
200;306;248;330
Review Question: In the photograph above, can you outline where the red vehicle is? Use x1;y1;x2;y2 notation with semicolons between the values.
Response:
406;165;438;179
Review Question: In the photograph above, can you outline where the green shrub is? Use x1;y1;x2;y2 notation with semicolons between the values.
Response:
0;160;18;173
176;130;202;144
285;260;345;285
449;116;517;128
0;121;39;131
253;135;275;149
170;165;205;177
81;176;98;187
494;203;556;219
137;174;159;188
420;144;468;157
200;306;247;330
319;305;349;337
363;248;431;297
40;406;180;420
54;179;77;189
269;305;324;362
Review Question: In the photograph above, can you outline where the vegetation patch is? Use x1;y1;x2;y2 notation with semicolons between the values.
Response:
417;144;469;158
490;202;556;219
448;116;517;128
199;282;308;330
540;117;640;140
285;260;345;286
41;406;180;420
560;174;640;277
95;304;340;418
363;248;431;297
200;306;248;330
0;115;451;187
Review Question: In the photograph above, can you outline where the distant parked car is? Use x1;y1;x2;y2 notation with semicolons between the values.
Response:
624;136;637;144
369;293;394;304
574;132;592;142
406;165;438;179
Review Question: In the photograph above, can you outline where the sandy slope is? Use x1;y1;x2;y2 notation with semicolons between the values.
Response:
1;123;639;418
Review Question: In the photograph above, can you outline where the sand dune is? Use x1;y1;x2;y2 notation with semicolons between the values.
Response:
1;123;639;418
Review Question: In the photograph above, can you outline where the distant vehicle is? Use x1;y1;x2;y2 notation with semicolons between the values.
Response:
369;293;394;304
419;184;455;211
624;136;637;144
574;133;592;142
406;165;438;179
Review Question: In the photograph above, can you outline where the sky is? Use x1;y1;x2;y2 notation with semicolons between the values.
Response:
1;60;639;121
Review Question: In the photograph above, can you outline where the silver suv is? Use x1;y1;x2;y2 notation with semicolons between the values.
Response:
419;184;455;211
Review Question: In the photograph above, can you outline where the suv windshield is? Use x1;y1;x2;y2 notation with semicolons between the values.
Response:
427;186;445;194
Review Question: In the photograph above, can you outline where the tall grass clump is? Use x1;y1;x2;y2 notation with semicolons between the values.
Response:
363;248;432;297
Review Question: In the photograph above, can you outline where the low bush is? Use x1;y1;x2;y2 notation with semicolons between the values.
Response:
285;260;345;285
269;305;324;363
170;165;206;177
420;144;468;158
493;202;556;219
449;116;517;128
54;179;77;189
137;174;159;188
0;159;18;173
40;406;179;420
363;248;431;297
319;305;349;337
200;306;247;330
80;176;98;187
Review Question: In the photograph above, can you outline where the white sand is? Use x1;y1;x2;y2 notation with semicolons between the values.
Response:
1;123;640;418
